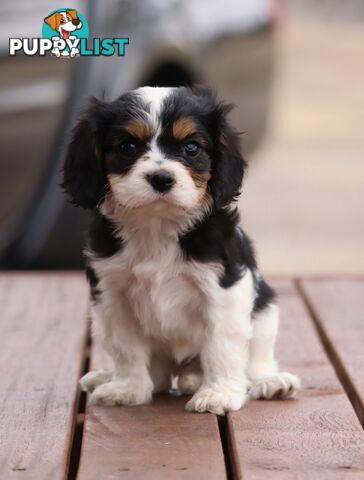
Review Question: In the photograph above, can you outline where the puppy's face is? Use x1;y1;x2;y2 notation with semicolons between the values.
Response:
62;87;246;217
105;87;214;215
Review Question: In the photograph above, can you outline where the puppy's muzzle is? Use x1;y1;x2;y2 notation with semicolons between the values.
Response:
147;170;175;194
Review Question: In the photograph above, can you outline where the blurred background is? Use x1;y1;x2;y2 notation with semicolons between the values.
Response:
0;0;363;275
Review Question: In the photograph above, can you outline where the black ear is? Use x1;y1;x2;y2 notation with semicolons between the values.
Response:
209;104;247;208
62;97;110;209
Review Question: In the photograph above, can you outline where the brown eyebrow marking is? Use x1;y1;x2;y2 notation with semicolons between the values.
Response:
124;119;151;140
172;117;198;140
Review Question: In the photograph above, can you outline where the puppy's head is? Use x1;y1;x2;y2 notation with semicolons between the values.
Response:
62;87;246;217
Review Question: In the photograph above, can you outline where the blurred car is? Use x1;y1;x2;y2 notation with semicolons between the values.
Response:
0;0;280;269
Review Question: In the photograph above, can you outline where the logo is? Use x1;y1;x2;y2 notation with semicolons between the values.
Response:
42;8;88;57
9;8;129;58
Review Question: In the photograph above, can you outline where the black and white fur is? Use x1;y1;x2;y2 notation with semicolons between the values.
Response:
63;86;299;414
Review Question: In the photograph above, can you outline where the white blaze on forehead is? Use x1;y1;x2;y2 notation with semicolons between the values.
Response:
134;87;175;164
134;86;175;132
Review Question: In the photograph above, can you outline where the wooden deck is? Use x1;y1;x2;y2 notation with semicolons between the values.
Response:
1;273;364;479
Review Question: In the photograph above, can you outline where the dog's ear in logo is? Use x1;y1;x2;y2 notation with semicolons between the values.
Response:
66;9;78;20
44;12;61;32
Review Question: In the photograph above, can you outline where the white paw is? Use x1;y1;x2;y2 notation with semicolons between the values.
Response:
89;380;153;406
178;372;202;395
249;372;300;400
70;48;80;57
185;386;247;415
79;370;112;393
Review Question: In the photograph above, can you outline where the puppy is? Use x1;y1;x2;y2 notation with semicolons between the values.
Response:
62;86;300;414
44;9;82;57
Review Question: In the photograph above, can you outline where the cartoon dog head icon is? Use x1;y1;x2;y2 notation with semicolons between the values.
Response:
44;9;82;39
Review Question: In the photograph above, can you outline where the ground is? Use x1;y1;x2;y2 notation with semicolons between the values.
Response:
239;4;364;275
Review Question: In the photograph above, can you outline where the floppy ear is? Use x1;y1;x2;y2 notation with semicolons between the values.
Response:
62;97;110;209
209;104;247;208
44;12;59;31
66;9;78;20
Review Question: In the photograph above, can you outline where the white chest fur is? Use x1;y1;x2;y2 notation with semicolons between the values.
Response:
123;236;205;339
89;215;255;364
89;219;224;361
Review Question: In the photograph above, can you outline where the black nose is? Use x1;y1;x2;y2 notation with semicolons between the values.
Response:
72;19;80;26
147;171;175;194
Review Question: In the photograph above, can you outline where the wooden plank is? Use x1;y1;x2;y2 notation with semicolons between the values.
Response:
227;279;364;479
77;342;227;480
0;273;89;479
299;278;364;425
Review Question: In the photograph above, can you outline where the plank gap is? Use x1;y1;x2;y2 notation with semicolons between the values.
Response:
67;326;91;480
217;415;234;480
225;414;243;480
67;419;85;480
295;279;364;427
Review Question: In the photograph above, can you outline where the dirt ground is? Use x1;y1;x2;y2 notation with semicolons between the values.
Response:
239;10;364;275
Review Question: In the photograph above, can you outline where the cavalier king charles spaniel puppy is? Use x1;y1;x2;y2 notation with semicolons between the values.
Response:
62;86;300;414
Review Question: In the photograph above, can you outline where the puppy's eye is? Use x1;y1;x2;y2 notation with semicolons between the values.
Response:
184;141;200;157
120;141;137;155
60;18;65;23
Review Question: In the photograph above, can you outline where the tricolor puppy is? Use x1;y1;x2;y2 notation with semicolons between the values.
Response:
62;86;300;414
44;9;82;57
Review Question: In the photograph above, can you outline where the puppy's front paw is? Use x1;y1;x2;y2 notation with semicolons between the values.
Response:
80;370;112;393
185;386;247;415
249;372;300;400
90;380;153;406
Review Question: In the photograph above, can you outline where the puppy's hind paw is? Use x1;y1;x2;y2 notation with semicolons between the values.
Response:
178;372;202;395
79;370;112;393
249;372;300;400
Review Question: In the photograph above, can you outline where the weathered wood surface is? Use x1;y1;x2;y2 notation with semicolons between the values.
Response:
1;274;364;479
299;279;364;425
0;274;89;480
227;279;364;479
77;342;227;480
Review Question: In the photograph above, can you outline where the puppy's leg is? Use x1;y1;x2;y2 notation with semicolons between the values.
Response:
177;356;202;395
89;295;153;406
186;273;253;415
248;303;300;400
